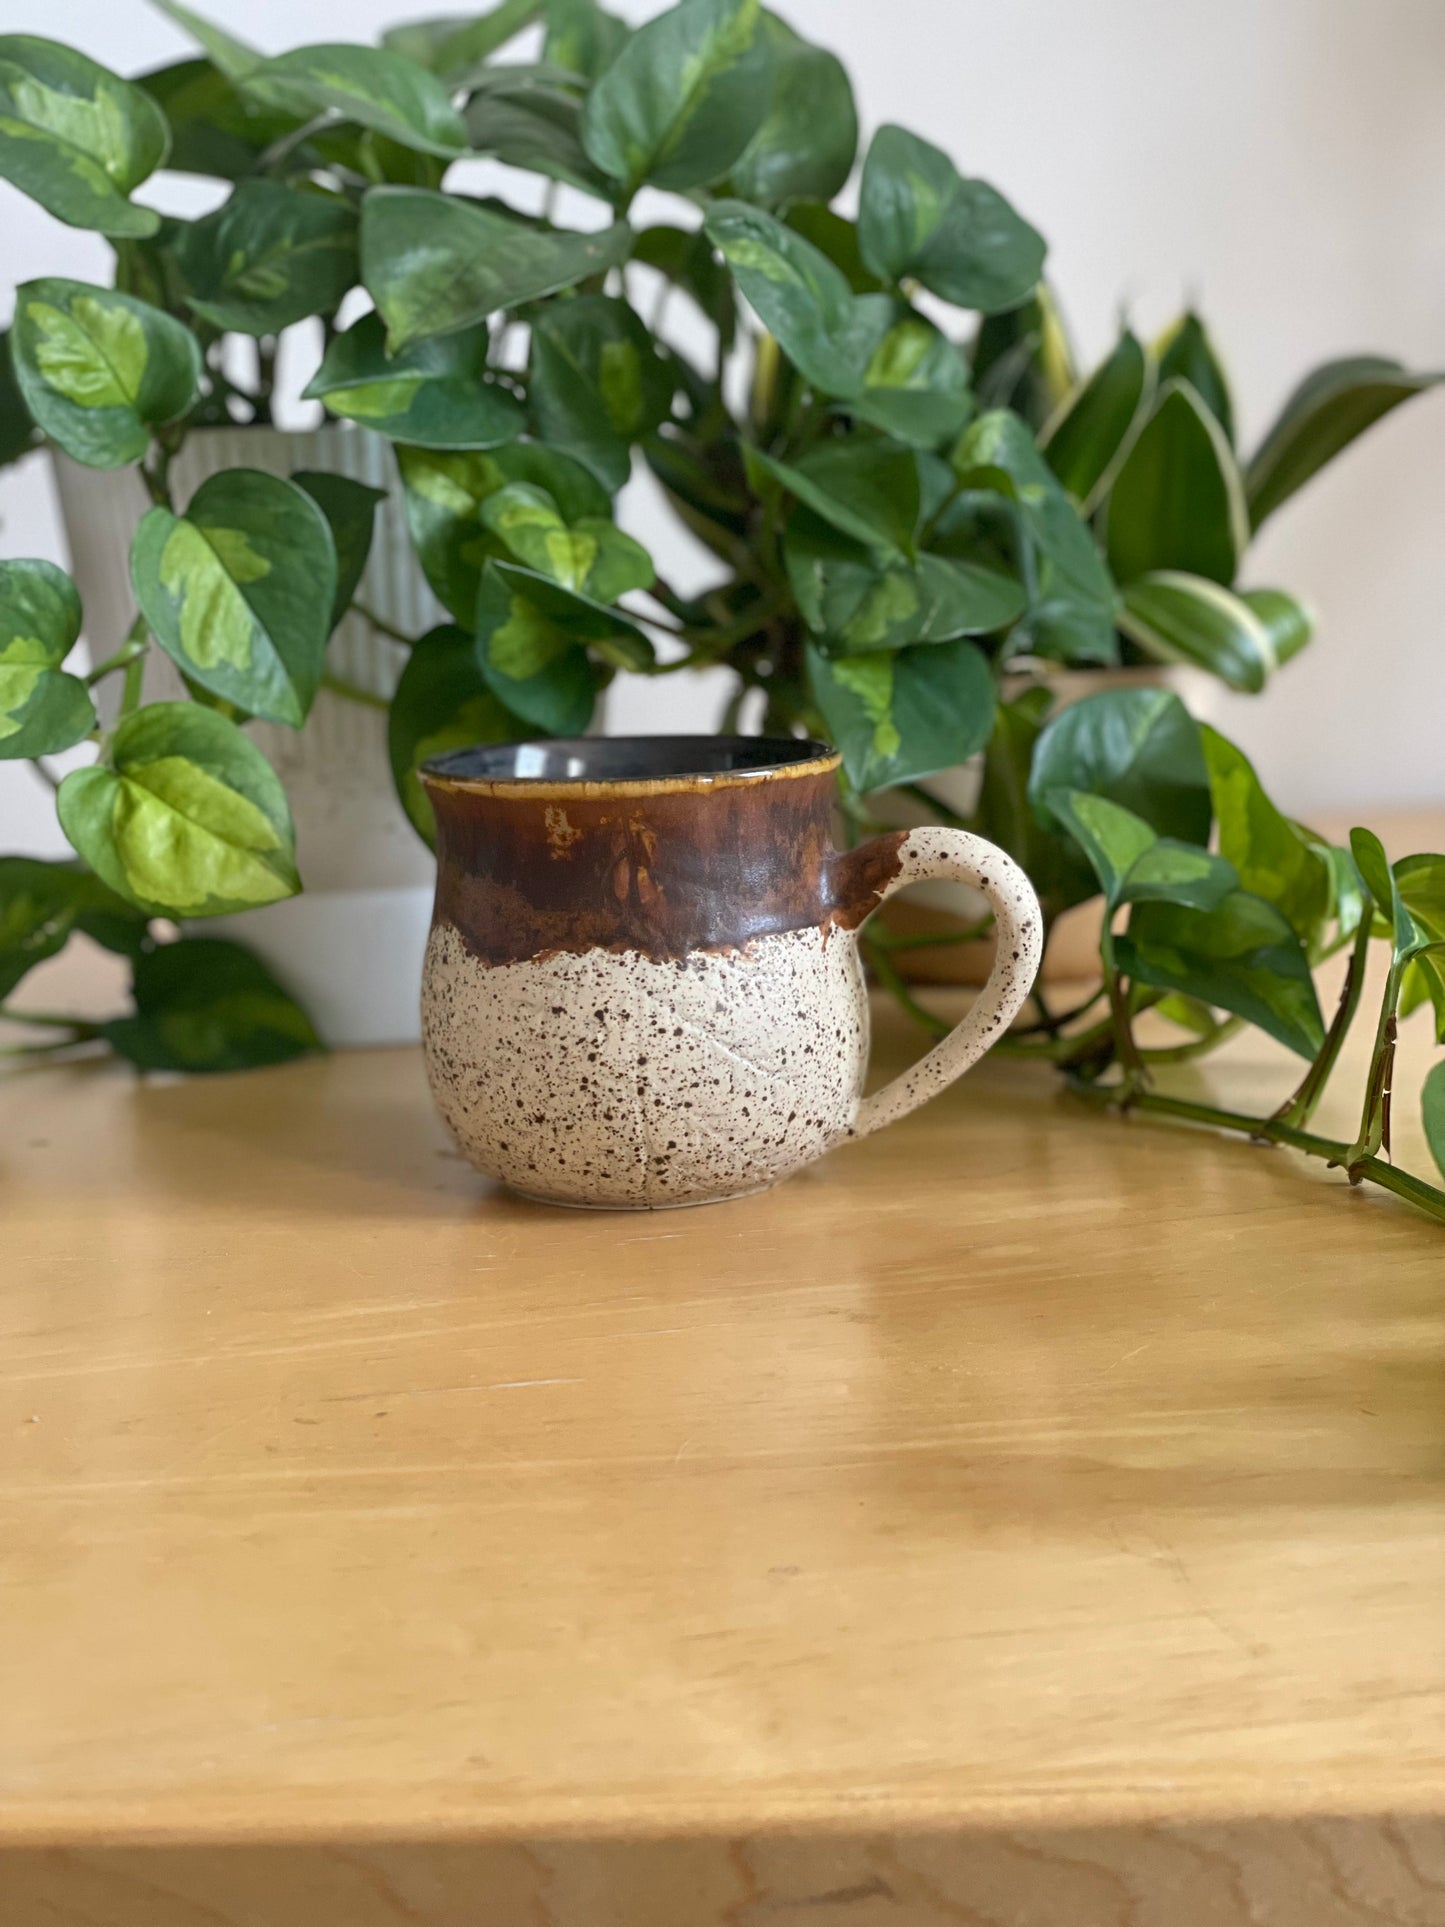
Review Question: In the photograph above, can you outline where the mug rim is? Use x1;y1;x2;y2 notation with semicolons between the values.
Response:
420;735;841;798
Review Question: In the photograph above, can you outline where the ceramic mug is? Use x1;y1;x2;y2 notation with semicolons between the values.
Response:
420;737;1043;1210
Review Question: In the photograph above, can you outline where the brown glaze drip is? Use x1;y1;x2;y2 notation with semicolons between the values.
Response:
427;765;907;966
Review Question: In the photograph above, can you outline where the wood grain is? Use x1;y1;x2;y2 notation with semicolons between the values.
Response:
2;871;1444;1919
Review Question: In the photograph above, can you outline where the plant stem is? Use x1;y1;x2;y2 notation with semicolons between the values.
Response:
1099;919;1146;1090
869;917;995;952
897;781;969;828
352;601;412;646
1276;913;1373;1129
863;937;951;1038
28;758;60;792
1140;1016;1244;1064
320;671;388;711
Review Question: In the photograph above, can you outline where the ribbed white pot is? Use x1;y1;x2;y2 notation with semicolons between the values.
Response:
51;424;444;1045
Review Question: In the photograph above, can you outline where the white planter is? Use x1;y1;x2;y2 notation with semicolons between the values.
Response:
52;424;443;1045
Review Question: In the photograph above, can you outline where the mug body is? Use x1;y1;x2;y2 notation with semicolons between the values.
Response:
420;738;890;1209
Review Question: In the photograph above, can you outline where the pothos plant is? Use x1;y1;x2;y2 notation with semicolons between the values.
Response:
1;0;1443;1218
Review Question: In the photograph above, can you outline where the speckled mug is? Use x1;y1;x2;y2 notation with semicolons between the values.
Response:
419;738;1042;1210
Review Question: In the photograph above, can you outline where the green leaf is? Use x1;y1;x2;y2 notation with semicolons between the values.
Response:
175;181;357;335
137;57;302;182
475;560;645;732
398;441;611;623
1239;586;1314;669
1041;329;1149;504
703;200;876;397
784;202;883;294
148;1;261;84
1201;725;1331;943
849;312;972;448
386;1;543;81
1046;789;1235;912
806;634;995;792
12;278;201;470
462;66;614;198
131;469;337;727
480;482;652;602
1424;1060;1445;1181
857;124;1045;314
1247;356;1443;530
1119;890;1326;1058
303;311;524;451
632;224;736;349
786;514;1022;652
544;0;632;79
291;471;385;630
388;622;520;846
750;438;920;559
1349;827;1400;937
971;283;1076;430
0;330;41;468
952;408;1118;663
1104;378;1248;586
0;856;147;1000
1156;311;1235;444
729;12;856;209
529;294;674;491
0;35;169;237
361;188;633;351
57;701;299;918
102;936;321;1073
0;567;93;758
1118;571;1283;694
1029;685;1211;847
248;44;467;157
581;0;770;194
973;688;1093;921
1393;852;1445;1034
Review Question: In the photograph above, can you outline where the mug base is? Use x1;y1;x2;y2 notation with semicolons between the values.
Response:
506;1178;779;1213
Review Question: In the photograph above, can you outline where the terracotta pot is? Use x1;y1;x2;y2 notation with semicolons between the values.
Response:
871;663;1225;984
52;424;444;1044
418;737;1042;1210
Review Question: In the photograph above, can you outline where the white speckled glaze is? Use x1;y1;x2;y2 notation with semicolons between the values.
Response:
422;826;1042;1211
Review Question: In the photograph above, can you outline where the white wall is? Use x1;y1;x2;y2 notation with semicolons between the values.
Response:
3;0;1443;859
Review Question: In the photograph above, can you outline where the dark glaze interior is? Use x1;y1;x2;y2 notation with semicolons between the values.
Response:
425;736;836;786
422;736;905;966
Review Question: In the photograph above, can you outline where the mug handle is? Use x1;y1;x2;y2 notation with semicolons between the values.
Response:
838;826;1044;1141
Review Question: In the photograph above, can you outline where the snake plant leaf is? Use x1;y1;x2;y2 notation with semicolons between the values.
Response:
1156;311;1235;444
544;0;632;79
0;556;93;757
1240;586;1314;669
398;442;610;623
11;279;202;470
290;471;385;631
389;624;521;846
1247;356;1444;530
386;1;543;80
632;224;737;350
463;67;615;198
102;935;322;1073
581;0;771;194
0;856;147;1001
130;469;337;727
1118;890;1325;1058
971;283;1076;429
952;408;1118;663
1105;378;1248;586
1118;571;1286;695
176;181;358;335
303;312;524;451
806;634;995;793
0;332;40;468
58;701;299;918
480;482;652;603
1029;686;1211;848
1424;1061;1445;1182
848;312;972;449
703;200;877;397
1040;329;1149;505
1045;789;1236;913
148;1;261;83
138;58;303;183
749;438;920;560
529;295;675;491
0;36;170;238
729;12;856;210
476;560;647;733
247;45;468;157
857;124;1045;315
1200;725;1332;942
362;188;634;351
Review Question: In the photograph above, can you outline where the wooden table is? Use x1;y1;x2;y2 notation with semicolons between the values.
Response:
3;957;1444;1923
